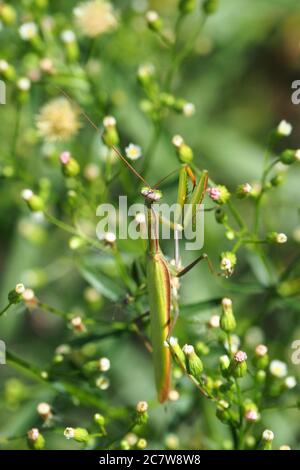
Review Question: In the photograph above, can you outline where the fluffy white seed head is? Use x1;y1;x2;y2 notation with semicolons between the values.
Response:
172;134;184;148
61;29;76;43
277;120;292;136
125;143;142;160
276;233;288;244
103;115;116;128
27;428;40;441
183;102;195;117
17;77;31;91
269;360;287;378
64;427;75;439
15;283;25;294
21;188;34;201
146;10;159;23
136;401;148;413
98;357;110;372
262;429;274;442
182;344;195;356
255;344;268;357
19;22;38;40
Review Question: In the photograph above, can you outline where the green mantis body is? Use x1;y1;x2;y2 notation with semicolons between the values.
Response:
59;90;209;403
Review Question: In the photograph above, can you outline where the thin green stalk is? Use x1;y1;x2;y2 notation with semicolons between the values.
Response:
37;301;69;319
0;303;11;317
227;200;247;231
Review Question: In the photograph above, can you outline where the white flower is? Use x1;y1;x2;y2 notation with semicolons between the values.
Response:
64;427;75;439
98;357;110;372
269;359;287;378
125;143;142;160
262;429;274;442
136;401;148;413
255;344;268;357
74;0;118;38
279;445;291;450
17;77;31;91
221;257;232;271
103;115;116;128
172;134;184;148
277;120;292;136
27;428;40;441
37;402;51;418
0;59;8;72
208;314;220;328
19;22;38;40
21;189;33;201
183;102;195;117
22;288;35;301
182;344;194;356
96;375;110;390
284;376;296;389
137;63;155;79
168;389;180;401
61;30;76;43
146;11;159;23
295;149;300;161
15;283;25;294
276;233;287;244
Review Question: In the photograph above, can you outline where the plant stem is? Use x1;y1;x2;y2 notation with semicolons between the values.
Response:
37;301;69;319
0;303;11;317
227;200;247;231
142;123;161;178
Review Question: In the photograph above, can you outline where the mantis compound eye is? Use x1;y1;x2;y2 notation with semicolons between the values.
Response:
141;186;162;201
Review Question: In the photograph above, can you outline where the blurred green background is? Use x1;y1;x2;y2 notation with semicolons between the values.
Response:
0;0;300;450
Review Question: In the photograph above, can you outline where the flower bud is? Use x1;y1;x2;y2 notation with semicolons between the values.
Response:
220;298;236;332
279;149;300;165
236;183;252;199
102;116;119;147
59;151;80;177
172;135;193;163
37;402;52;421
216;400;231;423
159;92;176;107
270;173;285;187
182;344;203;381
219;354;230;378
168;337;186;366
0;4;17;25
21;189;44;212
203;0;219;14
260;429;274;450
64;427;89;443
146;11;162;32
256;369;266;384
220;251;237;276
0;59;15;81
98;357;110;372
253;344;269;369
137;438;147;449
137;64;155;88
243;400;260;422
94;413;105;427
179;0;196;14
207;185;230;204
134;401;148;425
229;350;247;378
266;232;288;244
215;208;227;224
8;283;25;304
276;120;292;137
195;341;210;356
71;316;86;333
27;428;45;450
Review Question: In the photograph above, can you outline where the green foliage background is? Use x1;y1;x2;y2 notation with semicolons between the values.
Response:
0;0;300;450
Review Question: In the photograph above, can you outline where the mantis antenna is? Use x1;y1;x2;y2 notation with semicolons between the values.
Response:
57;87;151;188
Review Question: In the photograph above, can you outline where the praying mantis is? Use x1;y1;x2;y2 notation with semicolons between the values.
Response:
60;90;210;403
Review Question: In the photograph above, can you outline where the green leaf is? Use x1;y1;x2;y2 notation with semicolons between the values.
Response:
78;266;126;302
180;298;222;316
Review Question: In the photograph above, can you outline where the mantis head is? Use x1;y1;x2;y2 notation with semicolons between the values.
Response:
141;186;162;202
